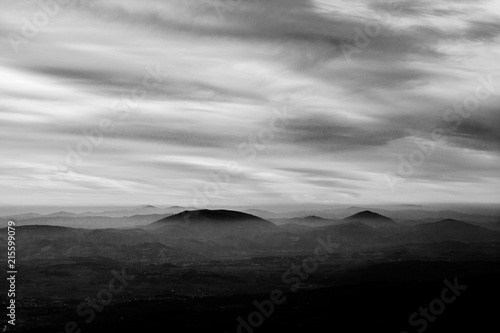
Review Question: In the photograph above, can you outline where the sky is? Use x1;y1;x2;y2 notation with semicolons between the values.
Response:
0;0;499;209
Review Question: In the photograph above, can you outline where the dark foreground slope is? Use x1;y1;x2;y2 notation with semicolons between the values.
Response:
2;209;500;333
15;260;500;333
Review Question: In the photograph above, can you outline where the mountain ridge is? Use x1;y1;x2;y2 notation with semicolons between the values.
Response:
151;209;275;226
342;210;398;228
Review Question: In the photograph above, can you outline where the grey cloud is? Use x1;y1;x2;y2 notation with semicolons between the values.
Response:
463;20;500;42
280;113;409;151
278;168;371;182
1;0;500;206
28;65;266;104
444;117;500;151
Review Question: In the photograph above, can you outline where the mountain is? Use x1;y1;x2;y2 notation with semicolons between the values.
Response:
149;209;280;239
412;219;500;243
342;210;398;228
45;211;80;218
0;212;43;221
365;209;499;223
6;214;169;229
76;206;182;218
152;209;274;226
468;221;500;232
271;215;339;227
274;207;499;223
386;219;500;244
321;222;383;245
0;225;201;263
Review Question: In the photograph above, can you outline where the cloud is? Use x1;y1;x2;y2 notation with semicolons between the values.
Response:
0;0;499;207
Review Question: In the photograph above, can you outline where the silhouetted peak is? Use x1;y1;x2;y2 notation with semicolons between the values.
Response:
436;218;463;224
345;210;391;220
152;209;273;226
302;215;326;220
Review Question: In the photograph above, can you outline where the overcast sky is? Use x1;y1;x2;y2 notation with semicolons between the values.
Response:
1;0;499;208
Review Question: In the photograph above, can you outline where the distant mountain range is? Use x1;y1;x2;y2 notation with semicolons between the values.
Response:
0;214;169;229
2;206;499;229
1;208;499;250
1;205;186;220
272;210;398;228
1;208;499;263
248;207;499;223
270;215;338;227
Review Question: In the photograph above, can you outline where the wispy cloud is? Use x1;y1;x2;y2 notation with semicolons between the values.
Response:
1;0;499;206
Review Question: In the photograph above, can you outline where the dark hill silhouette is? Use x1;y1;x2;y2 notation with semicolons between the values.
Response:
392;219;500;244
343;210;397;228
416;219;500;241
151;209;274;226
149;210;279;239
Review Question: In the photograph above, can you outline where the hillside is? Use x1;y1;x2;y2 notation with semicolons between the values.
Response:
342;210;398;228
151;209;276;227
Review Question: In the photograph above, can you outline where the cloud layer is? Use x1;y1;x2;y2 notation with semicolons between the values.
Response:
1;0;499;207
